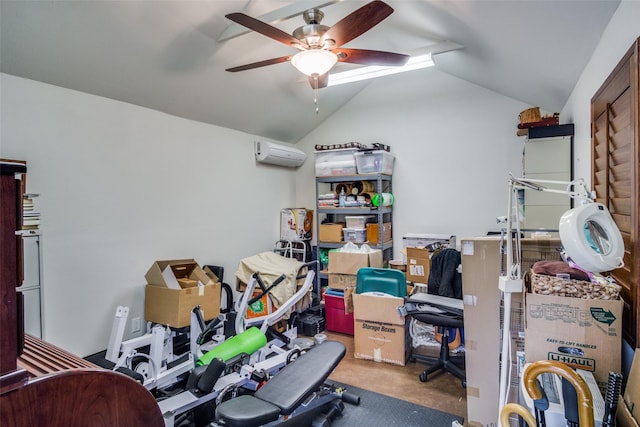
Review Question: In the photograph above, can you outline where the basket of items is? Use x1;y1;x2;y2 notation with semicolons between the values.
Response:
528;260;621;300
519;107;541;125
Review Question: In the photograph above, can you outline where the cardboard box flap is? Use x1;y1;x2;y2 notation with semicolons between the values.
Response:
146;259;214;289
618;394;640;427
170;262;197;279
352;293;405;325
623;348;639;424
146;259;196;286
203;266;220;283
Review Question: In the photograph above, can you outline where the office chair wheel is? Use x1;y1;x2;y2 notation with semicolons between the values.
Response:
419;372;428;382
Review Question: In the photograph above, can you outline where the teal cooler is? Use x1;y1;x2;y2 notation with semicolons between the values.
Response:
356;267;406;297
324;291;354;335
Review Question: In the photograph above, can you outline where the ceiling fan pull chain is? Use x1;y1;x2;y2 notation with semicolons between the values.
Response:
314;75;320;114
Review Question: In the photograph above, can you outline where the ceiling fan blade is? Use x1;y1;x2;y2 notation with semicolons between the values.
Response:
334;48;409;66
225;12;308;49
226;55;293;72
309;73;329;89
321;1;393;48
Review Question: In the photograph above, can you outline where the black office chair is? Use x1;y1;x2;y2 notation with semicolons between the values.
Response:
404;248;466;387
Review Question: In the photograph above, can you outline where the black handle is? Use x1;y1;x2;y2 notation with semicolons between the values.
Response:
562;376;579;427
602;371;623;427
248;273;287;305
533;378;550;411
341;391;360;406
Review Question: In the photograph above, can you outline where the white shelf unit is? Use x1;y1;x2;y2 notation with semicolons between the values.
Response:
18;230;44;338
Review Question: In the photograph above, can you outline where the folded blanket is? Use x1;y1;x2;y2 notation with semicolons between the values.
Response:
235;252;310;314
531;260;590;281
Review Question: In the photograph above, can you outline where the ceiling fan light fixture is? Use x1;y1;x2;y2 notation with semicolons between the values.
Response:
291;49;338;76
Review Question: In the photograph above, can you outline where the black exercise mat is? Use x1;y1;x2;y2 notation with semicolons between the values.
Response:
330;381;464;427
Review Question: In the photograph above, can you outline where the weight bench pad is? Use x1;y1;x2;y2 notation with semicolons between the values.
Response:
214;395;281;427
215;341;346;425
255;340;345;415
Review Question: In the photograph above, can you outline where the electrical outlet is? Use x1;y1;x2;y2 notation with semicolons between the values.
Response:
131;317;141;333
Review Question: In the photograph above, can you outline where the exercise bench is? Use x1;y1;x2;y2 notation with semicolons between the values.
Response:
214;340;358;427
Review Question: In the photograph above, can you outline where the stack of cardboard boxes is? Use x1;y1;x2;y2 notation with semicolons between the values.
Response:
325;248;410;366
325;249;383;335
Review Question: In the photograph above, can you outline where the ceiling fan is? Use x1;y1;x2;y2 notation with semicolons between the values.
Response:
225;0;410;89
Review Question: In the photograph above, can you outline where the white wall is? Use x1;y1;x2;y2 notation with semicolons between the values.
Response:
295;68;530;258
562;0;640;184
1;74;298;356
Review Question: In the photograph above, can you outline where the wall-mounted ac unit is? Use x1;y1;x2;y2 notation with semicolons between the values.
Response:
254;141;306;168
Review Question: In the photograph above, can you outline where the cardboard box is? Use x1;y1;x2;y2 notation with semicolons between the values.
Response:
352;293;409;366
461;237;563;427
145;259;213;290
327;273;357;291
622;348;640;425
405;247;431;284
524;291;623;390
319;223;344;242
327;250;383;312
328;250;383;275
366;222;392;244
280;208;313;241
144;282;221;328
144;259;221;327
327;274;356;313
618;393;640;427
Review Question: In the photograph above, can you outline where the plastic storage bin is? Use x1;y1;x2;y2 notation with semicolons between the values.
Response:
354;150;394;175
342;228;367;243
314;149;358;176
345;215;370;229
324;292;354;335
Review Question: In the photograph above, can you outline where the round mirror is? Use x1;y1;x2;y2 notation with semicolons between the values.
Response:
584;220;611;255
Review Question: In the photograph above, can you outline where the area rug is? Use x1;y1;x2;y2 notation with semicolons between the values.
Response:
329;381;464;427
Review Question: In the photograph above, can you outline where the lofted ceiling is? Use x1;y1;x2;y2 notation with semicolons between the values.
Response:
0;0;620;143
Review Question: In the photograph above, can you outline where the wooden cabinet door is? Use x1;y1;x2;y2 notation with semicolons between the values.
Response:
591;37;640;348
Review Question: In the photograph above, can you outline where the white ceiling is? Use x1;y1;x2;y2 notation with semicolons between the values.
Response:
0;0;620;143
